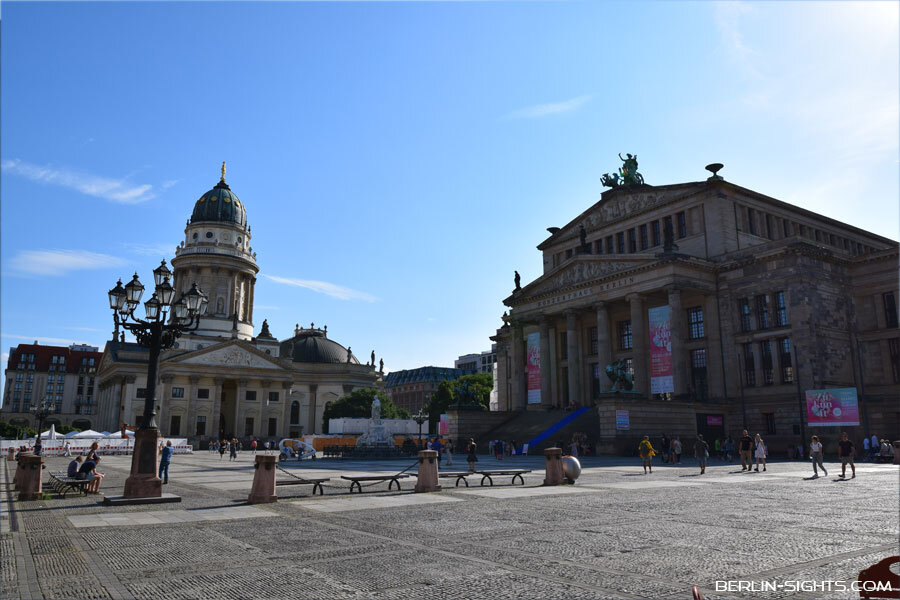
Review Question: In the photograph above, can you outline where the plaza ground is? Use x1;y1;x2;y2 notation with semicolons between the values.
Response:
2;451;897;600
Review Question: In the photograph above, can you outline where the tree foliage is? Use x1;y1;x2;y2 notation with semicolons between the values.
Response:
322;387;410;433
0;421;37;440
425;372;493;431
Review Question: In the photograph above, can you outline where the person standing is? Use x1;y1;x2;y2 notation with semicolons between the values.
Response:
230;438;238;461
753;434;767;472
739;430;753;471
466;438;478;473
694;435;709;475
724;437;734;462
672;437;682;465
862;436;870;462
445;439;454;466
158;440;174;484
809;435;827;477
432;437;443;464
250;438;258;454
218;440;226;460
838;432;856;479
661;434;671;464
638;435;656;474
63;441;72;457
870;433;879;461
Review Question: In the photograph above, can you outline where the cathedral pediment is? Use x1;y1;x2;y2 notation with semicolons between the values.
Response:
170;341;286;370
511;257;651;304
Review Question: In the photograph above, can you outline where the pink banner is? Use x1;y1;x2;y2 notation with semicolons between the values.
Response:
707;416;723;426
526;332;541;404
806;388;859;426
649;306;673;393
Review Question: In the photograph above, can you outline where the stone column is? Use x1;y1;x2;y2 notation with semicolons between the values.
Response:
595;302;612;377
751;343;763;388
704;295;724;399
510;323;525;411
627;294;647;394
565;310;580;407
211;378;224;440
236;379;248;437
539;318;553;407
306;384;318;435
668;289;687;396
124;376;137;426
279;381;292;437
185;375;199;440
158;375;173;435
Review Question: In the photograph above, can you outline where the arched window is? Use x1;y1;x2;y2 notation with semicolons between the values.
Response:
290;401;299;425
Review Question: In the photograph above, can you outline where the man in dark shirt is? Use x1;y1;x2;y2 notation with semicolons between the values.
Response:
837;432;856;479
159;440;174;484
739;430;754;471
67;456;83;478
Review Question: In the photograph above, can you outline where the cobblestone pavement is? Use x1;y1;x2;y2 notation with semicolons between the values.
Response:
2;451;897;599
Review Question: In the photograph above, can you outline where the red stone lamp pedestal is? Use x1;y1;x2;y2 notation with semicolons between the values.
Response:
123;428;163;498
414;450;441;492
543;447;564;486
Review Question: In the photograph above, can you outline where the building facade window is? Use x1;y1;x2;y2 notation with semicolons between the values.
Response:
651;221;661;246
245;390;257;401
618;321;633;351
624;358;634;376
690;349;707;401
747;207;757;235
628;228;637;253
268;391;279;403
775;291;788;327
756;295;770;330
197;388;210;399
740;298;753;332
268;417;278;437
888;338;900;384
778;337;793;383
290;401;300;424
591;363;601;398
688;307;704;340
676;211;687;238
244;417;254;437
594;240;602;255
605;236;614;254
616;232;625;254
760;340;774;385
639;224;648;250
170;415;181;436
764;413;776;435
589;326;598;355
171;387;185;398
196;416;206;436
884;292;898;329
743;343;756;386
136;388;147;398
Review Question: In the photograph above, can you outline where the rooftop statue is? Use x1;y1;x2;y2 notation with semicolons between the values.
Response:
601;153;645;188
514;270;521;291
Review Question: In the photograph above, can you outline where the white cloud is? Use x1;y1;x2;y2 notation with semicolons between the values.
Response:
262;274;377;302
64;326;105;333
505;95;591;119
1;333;99;346
122;242;176;258
714;1;760;80
9;249;128;276
1;159;157;204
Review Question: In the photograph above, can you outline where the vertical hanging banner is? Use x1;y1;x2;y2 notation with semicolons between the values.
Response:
648;306;674;393
526;332;541;404
439;414;450;435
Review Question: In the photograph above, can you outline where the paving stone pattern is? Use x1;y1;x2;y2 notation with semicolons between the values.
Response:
2;452;897;599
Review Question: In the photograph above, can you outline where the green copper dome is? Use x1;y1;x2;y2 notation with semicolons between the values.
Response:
190;180;247;228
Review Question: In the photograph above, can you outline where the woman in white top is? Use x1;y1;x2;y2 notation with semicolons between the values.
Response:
753;434;767;472
810;435;827;477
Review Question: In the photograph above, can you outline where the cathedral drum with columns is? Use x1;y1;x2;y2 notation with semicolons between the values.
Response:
493;160;899;454
95;166;383;445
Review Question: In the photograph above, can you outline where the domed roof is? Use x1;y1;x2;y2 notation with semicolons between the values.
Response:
279;329;358;364
190;180;247;228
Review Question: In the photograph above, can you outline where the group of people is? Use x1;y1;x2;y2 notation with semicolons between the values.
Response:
425;437;453;465
488;439;518;459
213;438;241;461
863;434;895;462
558;432;592;457
65;441;104;493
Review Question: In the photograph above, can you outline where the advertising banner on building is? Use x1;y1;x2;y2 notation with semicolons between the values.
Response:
616;410;630;430
706;416;723;426
439;414;449;436
526;332;541;404
648;306;674;394
805;388;860;427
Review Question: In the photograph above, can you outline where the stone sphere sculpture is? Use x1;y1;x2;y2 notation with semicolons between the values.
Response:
561;455;582;482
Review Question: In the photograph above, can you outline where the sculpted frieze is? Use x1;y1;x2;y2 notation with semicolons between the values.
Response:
527;260;643;297
181;346;282;369
585;190;675;228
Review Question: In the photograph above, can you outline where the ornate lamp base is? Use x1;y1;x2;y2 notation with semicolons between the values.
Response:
123;427;163;498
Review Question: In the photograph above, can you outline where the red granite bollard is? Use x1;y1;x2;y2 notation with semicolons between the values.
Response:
7;448;15;462
248;454;278;504
17;453;44;500
543;447;564;486
414;450;441;492
893;441;900;465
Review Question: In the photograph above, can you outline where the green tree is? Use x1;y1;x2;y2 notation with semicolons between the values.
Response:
425;372;493;431
426;380;456;432
322;388;410;433
56;424;81;435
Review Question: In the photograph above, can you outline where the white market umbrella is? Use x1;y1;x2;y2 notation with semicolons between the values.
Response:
49;424;57;440
71;429;104;438
105;430;135;439
65;431;80;438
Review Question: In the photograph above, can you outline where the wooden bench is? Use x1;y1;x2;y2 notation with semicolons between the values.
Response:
47;471;95;498
275;477;329;496
438;471;475;487
340;474;409;493
475;469;531;486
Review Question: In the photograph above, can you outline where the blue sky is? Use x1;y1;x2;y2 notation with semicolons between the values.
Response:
1;1;898;379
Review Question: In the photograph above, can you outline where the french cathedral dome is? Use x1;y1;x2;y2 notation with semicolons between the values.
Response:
279;329;359;364
190;180;247;228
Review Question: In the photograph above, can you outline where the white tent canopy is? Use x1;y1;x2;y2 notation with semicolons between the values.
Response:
71;429;104;438
105;430;135;439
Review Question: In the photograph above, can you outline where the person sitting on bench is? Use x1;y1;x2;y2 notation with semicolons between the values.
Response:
78;457;103;493
68;455;84;478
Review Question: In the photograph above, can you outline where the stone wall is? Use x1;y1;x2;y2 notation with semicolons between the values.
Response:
447;408;517;449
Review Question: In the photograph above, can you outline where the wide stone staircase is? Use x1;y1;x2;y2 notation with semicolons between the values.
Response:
477;407;601;455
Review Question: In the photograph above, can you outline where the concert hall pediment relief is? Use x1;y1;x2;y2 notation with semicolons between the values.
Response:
522;259;647;299
174;343;285;370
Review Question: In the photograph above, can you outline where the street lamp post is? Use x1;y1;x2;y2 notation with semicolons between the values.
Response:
107;260;208;499
413;408;428;449
31;396;54;455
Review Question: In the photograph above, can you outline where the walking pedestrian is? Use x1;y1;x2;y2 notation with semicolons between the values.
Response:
694;434;709;475
838;432;856;479
672;437;682;465
494;439;503;461
724;437;734;461
862;436;870;462
809;435;827;478
661;434;670;464
230;438;238;461
445;439;454;466
251;438;257;454
218;440;226;460
638;435;656;474
713;438;722;460
433;437;443;463
870;433;879;461
739;430;753;471
753;434;767;471
466;438;478;473
63;441;72;457
158;440;174;484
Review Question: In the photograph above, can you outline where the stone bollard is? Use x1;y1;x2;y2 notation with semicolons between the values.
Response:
543;447;565;486
893;441;900;465
414;450;441;493
7;448;15;462
248;454;278;504
17;453;45;501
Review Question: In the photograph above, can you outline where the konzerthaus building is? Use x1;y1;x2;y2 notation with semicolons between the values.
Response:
493;160;898;450
95;167;381;444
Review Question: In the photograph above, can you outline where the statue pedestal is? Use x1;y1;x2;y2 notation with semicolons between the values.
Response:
543;447;564;486
123;428;162;499
248;455;278;504
17;453;44;500
414;450;441;493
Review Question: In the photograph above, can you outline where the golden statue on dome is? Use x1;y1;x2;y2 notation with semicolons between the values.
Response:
220;161;226;183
